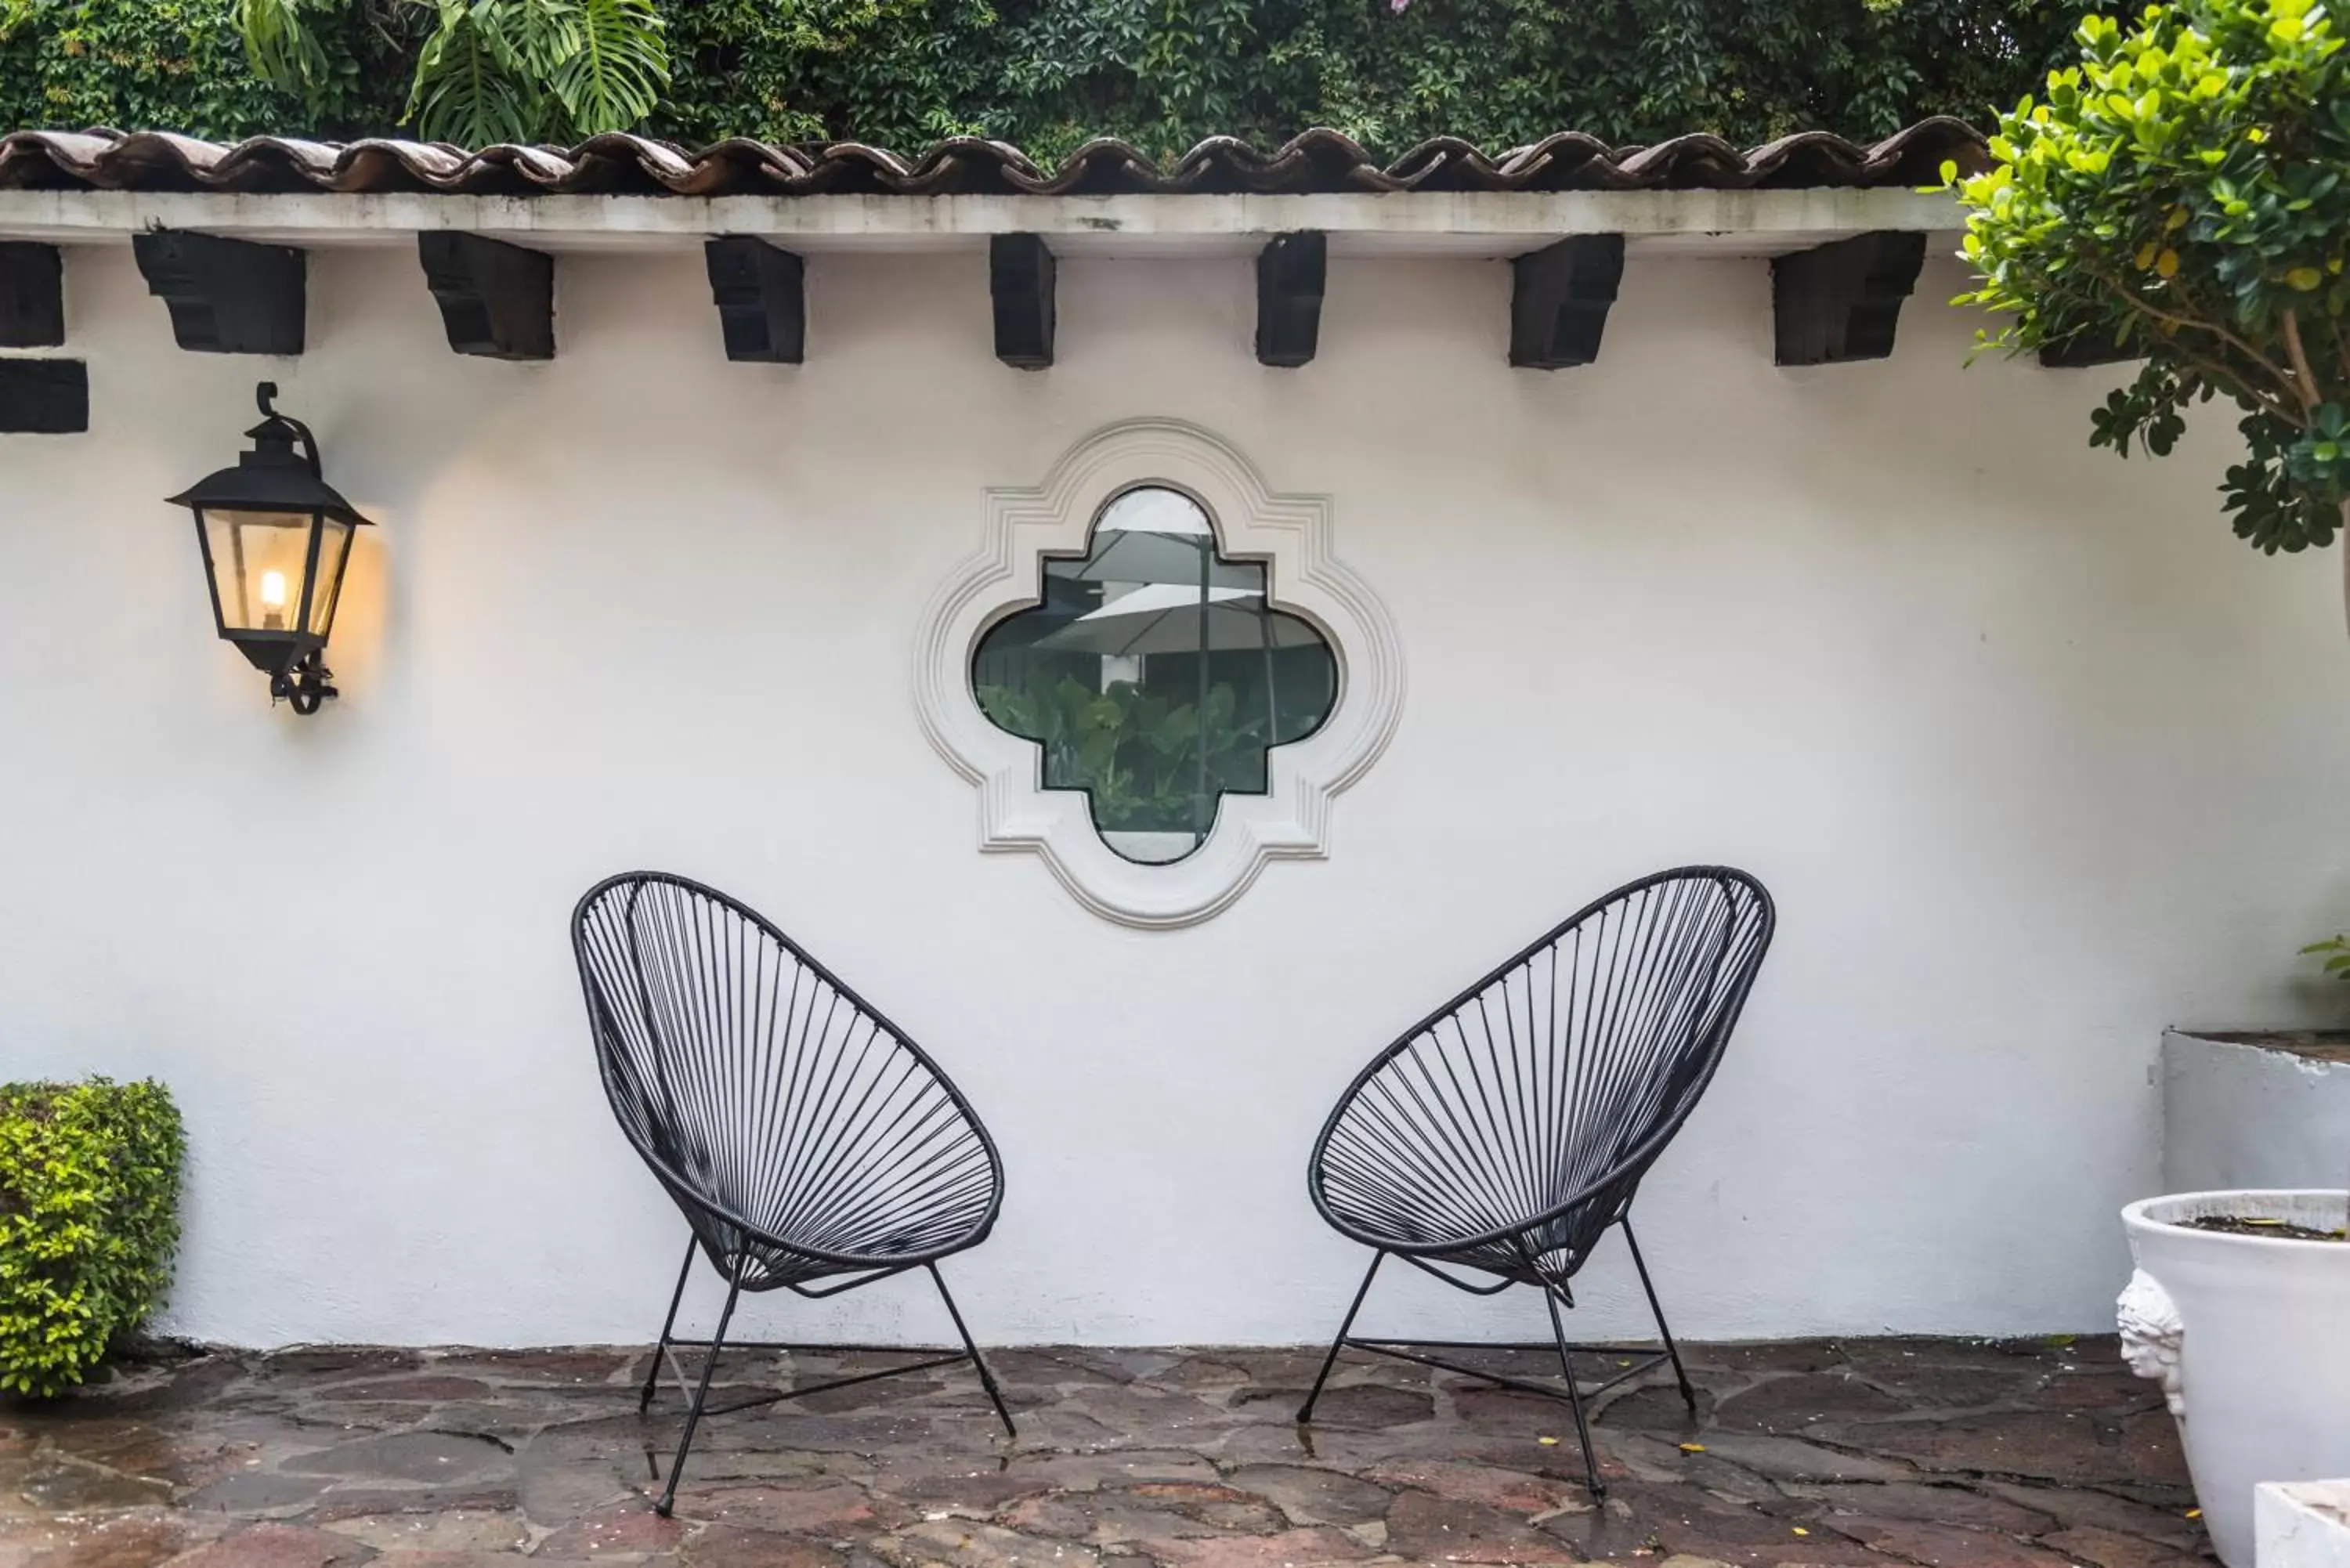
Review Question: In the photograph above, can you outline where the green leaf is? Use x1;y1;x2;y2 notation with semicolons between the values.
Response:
232;0;329;99
408;3;545;145
544;0;667;135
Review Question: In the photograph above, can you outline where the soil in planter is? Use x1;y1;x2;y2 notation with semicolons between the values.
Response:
2183;1029;2350;1064
2183;1215;2348;1241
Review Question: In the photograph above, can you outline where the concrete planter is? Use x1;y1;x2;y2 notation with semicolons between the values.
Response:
2121;1191;2350;1568
2258;1481;2350;1568
2164;1031;2350;1192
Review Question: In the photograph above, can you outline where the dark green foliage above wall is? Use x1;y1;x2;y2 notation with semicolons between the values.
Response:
0;2;403;141
5;0;2111;157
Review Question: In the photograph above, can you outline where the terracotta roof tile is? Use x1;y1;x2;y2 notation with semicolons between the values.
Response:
0;121;1986;198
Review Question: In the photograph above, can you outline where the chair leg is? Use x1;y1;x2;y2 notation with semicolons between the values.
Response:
654;1258;744;1519
1297;1250;1384;1425
927;1262;1017;1440
1542;1283;1607;1498
1621;1219;1697;1411
641;1237;698;1414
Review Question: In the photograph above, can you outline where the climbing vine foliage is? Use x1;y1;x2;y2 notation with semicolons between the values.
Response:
7;0;2111;156
1949;0;2349;554
0;1078;186;1400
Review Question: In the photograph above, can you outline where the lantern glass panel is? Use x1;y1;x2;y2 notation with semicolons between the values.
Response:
306;515;355;638
201;508;316;634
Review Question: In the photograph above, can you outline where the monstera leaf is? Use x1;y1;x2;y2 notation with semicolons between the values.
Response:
239;0;667;144
545;0;668;135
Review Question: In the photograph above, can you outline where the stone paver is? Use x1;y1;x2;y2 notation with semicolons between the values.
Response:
0;1336;2207;1566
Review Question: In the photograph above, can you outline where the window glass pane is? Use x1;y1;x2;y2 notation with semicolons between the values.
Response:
972;485;1338;865
201;509;313;634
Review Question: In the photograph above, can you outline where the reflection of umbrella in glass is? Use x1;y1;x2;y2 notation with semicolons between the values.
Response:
1032;583;1323;658
1049;531;1263;591
1054;485;1260;592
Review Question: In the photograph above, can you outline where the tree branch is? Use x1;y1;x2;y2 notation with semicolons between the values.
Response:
2280;308;2324;414
2089;270;2305;419
2099;281;2305;425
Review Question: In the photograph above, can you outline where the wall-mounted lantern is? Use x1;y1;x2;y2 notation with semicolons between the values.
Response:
167;383;373;714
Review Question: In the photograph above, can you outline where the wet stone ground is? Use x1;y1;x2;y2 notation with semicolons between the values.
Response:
0;1337;2206;1568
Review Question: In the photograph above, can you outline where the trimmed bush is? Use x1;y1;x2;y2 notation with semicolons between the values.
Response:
0;1078;185;1398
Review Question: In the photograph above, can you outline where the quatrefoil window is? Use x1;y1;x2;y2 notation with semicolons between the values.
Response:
971;485;1337;865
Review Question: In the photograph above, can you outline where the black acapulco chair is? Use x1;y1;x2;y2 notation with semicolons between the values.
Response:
1298;865;1775;1498
572;872;1015;1516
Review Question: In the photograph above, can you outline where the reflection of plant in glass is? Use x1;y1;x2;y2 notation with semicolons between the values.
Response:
978;674;1267;833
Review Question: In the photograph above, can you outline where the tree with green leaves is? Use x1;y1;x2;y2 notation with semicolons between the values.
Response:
233;0;667;146
1947;0;2348;576
1950;0;2349;993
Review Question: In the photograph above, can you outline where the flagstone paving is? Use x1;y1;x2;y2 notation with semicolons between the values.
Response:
0;1336;2207;1567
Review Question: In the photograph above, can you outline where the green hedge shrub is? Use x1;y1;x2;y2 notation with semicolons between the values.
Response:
4;0;2115;155
0;1078;186;1399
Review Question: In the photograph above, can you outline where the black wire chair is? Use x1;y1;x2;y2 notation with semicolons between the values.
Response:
572;871;1015;1516
1298;865;1774;1497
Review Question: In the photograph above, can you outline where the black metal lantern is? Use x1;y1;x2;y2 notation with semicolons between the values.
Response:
168;383;374;714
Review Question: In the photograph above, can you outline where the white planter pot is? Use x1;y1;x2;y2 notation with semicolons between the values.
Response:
2257;1480;2350;1568
2121;1190;2350;1568
2162;1031;2350;1192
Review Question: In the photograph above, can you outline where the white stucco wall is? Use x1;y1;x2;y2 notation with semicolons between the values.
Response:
3;240;2347;1349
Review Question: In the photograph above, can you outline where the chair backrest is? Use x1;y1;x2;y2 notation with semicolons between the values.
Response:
572;872;1002;1279
1309;866;1773;1280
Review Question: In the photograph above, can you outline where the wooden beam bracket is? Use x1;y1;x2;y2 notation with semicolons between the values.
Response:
1509;236;1625;369
1771;230;1926;367
990;234;1055;370
418;233;555;360
0;358;88;433
0;242;63;348
1256;232;1326;367
132;231;306;355
704;237;805;363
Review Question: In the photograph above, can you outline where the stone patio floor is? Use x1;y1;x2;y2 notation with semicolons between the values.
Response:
0;1336;2207;1568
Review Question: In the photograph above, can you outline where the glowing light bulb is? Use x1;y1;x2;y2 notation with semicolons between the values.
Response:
259;569;287;630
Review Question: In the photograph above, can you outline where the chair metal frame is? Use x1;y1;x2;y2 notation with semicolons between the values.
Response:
573;871;1016;1516
1296;865;1775;1498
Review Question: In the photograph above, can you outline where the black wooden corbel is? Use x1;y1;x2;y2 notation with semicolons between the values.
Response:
991;234;1055;370
0;359;88;433
0;242;64;348
132;231;306;356
1256;232;1326;368
704;237;805;363
418;233;555;360
1771;231;1928;367
1509;236;1625;369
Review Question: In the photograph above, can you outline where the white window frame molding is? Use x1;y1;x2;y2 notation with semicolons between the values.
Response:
914;418;1405;928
